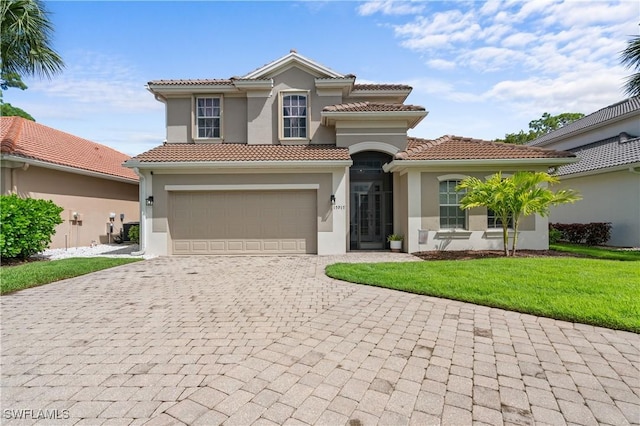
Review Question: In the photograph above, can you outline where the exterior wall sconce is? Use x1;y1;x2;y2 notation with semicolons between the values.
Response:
330;194;336;205
109;212;116;222
146;196;154;206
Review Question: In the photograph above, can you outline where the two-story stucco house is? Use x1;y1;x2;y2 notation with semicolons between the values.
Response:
124;51;576;256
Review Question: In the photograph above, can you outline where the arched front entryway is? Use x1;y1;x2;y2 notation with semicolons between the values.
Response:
349;151;393;250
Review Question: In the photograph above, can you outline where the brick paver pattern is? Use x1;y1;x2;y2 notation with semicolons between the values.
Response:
1;254;639;425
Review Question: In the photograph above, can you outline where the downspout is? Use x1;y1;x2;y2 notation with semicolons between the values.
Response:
131;167;146;256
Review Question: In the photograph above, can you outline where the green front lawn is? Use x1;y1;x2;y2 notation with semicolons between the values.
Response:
1;257;142;295
326;257;640;333
551;243;640;261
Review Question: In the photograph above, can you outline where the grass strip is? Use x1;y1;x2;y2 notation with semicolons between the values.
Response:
326;257;640;333
550;243;640;261
1;257;142;295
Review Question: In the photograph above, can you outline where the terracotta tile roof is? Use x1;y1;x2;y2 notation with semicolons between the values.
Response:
352;84;412;91
147;79;234;86
529;96;640;146
555;134;640;176
129;143;351;163
396;136;575;160
0;116;138;181
323;102;425;112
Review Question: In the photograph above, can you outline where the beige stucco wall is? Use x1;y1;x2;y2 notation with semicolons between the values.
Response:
551;169;640;247
395;170;544;252
3;165;139;249
336;126;408;151
269;67;339;144
166;97;191;142
150;172;333;234
140;168;349;256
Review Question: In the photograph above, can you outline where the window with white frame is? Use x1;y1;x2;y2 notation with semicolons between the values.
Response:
281;93;308;139
196;97;221;138
487;209;513;229
439;180;466;229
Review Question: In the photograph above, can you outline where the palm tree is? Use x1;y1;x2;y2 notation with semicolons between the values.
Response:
621;35;640;97
457;172;581;256
0;0;64;88
457;172;513;256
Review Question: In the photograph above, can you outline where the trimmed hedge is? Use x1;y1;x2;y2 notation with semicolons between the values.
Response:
1;194;64;260
550;222;611;246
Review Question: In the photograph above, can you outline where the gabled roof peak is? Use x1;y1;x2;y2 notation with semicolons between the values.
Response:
243;51;344;79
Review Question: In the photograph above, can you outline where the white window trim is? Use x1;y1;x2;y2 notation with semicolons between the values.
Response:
193;95;224;141
437;174;468;231
279;90;310;142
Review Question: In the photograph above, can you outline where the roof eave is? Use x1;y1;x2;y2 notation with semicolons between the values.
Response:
556;161;640;179
1;154;139;184
146;83;239;96
321;110;428;128
243;52;344;79
123;159;354;169
383;157;578;173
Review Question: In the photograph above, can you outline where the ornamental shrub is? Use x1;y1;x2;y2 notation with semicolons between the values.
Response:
550;222;611;246
128;225;140;244
0;194;64;260
548;224;563;244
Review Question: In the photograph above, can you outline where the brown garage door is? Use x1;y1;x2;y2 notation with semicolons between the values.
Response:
168;190;317;254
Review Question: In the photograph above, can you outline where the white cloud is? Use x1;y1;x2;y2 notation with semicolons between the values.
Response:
426;58;456;70
28;51;161;113
407;78;481;103
358;0;425;16
366;0;634;123
485;66;627;115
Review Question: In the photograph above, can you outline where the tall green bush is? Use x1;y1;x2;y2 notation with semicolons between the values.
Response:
128;225;140;244
0;194;63;260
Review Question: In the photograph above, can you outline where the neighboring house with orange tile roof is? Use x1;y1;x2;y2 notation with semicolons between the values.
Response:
124;51;576;256
528;96;640;247
1;117;139;249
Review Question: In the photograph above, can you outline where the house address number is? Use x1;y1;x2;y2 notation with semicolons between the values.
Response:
333;205;346;210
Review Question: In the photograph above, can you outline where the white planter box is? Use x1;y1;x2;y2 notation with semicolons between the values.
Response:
390;240;403;252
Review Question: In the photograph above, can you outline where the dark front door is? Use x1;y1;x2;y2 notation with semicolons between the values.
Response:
350;151;393;250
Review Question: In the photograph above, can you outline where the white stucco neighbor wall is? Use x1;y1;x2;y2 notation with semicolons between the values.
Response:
551;169;640;247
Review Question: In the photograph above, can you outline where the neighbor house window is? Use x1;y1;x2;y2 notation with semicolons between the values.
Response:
196;97;221;138
487;209;513;229
439;180;466;229
281;93;308;139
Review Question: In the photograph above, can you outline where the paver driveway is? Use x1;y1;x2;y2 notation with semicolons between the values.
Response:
1;254;639;425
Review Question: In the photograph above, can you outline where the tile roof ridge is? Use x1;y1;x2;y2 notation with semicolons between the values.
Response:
0;116;24;154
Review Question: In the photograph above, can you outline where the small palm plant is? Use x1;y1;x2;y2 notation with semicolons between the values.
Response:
456;171;581;256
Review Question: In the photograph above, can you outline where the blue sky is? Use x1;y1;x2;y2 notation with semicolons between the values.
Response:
5;0;638;156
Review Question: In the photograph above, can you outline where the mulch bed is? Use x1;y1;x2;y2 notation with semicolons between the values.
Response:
413;249;580;261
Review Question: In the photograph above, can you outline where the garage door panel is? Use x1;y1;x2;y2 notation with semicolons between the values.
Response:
169;190;317;254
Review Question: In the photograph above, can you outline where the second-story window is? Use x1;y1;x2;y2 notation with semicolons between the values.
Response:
282;94;307;139
196;97;221;138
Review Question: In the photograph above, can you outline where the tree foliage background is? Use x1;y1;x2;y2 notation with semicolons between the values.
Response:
0;0;64;119
497;112;585;145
